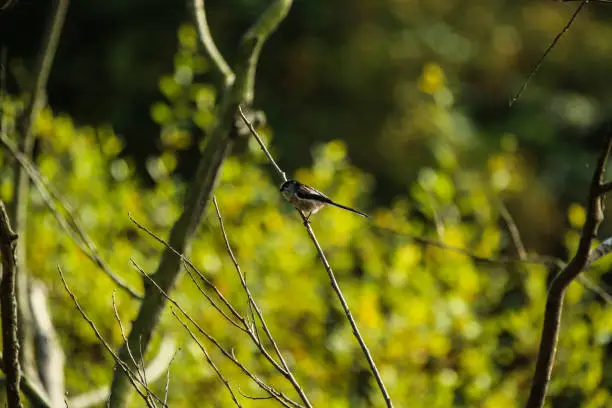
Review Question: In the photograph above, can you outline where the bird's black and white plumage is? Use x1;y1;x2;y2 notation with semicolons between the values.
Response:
280;179;368;218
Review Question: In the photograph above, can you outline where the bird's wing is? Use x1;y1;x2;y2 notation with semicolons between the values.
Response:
295;183;334;204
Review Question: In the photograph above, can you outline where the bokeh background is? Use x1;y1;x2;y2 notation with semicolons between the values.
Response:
2;0;612;407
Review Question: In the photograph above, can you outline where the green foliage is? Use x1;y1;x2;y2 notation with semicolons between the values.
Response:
2;22;612;408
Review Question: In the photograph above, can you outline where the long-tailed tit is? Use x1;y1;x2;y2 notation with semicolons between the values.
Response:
280;179;368;219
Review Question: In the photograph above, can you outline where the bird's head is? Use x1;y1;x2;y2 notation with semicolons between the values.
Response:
280;179;299;199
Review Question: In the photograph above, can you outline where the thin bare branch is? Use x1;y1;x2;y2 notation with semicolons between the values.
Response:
510;0;587;106
526;133;612;408
212;197;312;408
15;0;69;154
129;214;246;331
239;109;393;408
374;224;564;268
0;201;23;408
497;199;527;260
587;237;612;266
57;267;161;408
68;337;175;408
599;180;612;194
172;310;243;407
238;106;287;182
112;292;147;389
0;134;142;299
130;260;302;408
237;386;275;400
303;220;393;407
162;350;177;406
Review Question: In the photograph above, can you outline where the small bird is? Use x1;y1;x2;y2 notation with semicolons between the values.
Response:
280;179;368;219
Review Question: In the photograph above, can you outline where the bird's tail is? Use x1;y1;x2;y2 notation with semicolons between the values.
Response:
330;201;368;218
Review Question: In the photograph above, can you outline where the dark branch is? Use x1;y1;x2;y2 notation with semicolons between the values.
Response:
9;0;70;390
526;133;612;408
0;201;22;407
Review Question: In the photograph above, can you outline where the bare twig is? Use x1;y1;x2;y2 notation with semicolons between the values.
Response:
510;0;587;106
238;106;287;182
130;260;302;408
212;197;312;408
0;201;23;407
497;199;527;260
373;224;564;268
129;215;245;331
172;310;243;407
525;133;612;408
132;212;311;405
239;109;394;408
237;386;275;400
19;370;53;408
68;337;175;408
162;350;177;406
58;267;161;408
112;292;147;389
304;222;393;407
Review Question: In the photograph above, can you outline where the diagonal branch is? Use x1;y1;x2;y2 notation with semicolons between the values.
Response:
509;0;587;106
525;132;612;408
132;212;312;406
130;260;302;408
108;1;294;406
212;197;312;408
0;134;142;299
58;267;162;408
172;311;242;408
67;336;176;408
238;107;394;408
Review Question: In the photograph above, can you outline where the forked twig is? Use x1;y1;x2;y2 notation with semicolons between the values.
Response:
172;310;242;407
131;214;311;407
212;197;312;408
129;214;243;327
58;267;162;408
129;260;302;408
